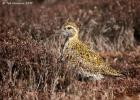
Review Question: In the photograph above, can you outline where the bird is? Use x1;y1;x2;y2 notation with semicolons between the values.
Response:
60;20;123;80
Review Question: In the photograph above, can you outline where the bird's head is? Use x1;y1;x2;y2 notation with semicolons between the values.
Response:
61;20;79;38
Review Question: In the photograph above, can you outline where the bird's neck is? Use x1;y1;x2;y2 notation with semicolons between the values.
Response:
63;33;79;47
67;34;80;48
68;34;79;42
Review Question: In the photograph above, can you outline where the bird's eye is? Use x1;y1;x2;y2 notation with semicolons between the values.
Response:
67;27;72;30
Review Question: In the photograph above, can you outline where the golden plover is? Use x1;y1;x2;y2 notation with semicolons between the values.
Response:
60;20;122;80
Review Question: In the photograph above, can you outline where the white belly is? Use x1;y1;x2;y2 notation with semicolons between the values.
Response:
78;67;104;80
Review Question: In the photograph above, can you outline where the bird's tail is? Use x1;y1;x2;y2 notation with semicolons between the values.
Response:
102;65;124;77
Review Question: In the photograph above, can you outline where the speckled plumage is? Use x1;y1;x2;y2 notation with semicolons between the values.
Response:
61;21;122;79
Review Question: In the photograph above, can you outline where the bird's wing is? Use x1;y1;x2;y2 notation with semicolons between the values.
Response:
71;41;122;76
89;50;122;76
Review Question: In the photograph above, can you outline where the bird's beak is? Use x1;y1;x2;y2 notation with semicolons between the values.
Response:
55;28;69;37
55;29;63;34
60;28;68;36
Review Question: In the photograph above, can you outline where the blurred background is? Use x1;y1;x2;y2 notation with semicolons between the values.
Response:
0;0;140;99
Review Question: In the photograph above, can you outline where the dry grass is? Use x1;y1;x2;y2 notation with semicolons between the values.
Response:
0;0;140;100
